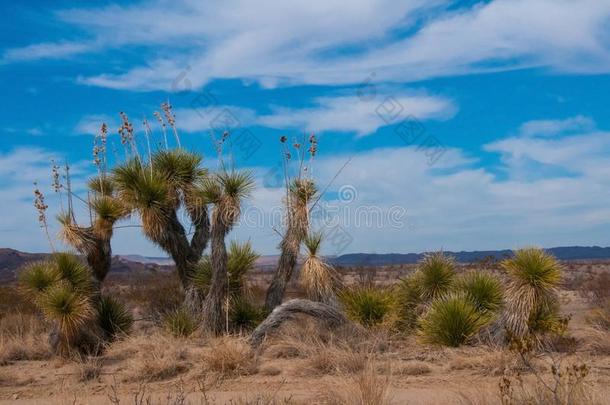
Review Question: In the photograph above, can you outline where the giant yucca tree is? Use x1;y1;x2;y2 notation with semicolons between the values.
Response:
199;170;255;334
501;247;563;340
112;149;210;289
265;178;317;311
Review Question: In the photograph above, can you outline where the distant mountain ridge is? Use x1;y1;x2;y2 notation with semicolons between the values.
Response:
2;246;610;283
330;246;610;266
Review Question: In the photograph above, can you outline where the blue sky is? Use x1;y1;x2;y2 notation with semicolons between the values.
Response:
2;0;610;256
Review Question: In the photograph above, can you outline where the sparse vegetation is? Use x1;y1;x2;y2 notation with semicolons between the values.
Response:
419;293;492;347
501;247;564;340
340;285;394;327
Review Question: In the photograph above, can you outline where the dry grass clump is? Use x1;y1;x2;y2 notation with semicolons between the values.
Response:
204;336;258;377
75;355;103;382
113;334;189;382
324;361;393;405
394;360;432;376
0;312;51;364
301;340;368;376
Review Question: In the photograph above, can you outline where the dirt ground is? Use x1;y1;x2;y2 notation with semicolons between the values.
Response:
1;288;609;405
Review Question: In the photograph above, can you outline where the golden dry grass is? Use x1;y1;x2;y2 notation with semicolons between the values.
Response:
204;336;258;377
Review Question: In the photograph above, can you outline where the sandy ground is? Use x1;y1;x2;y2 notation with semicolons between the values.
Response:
1;292;609;404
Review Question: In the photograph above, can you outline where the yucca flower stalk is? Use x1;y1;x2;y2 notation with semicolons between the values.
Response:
501;247;563;340
200;170;254;334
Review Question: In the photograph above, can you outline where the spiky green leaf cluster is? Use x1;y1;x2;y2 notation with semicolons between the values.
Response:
191;241;259;296
457;271;504;314
419;293;492;347
97;295;133;339
229;297;264;331
417;252;456;301
502;247;563;339
339;285;394;327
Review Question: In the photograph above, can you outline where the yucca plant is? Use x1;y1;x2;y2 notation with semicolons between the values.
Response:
19;261;58;297
339;285;394;327
419;293;492;347
299;231;339;304
393;273;424;331
57;171;128;285
417;251;456;301
229;297;264;332
457;271;504;314
113;148;210;290
164;307;199;338
97;295;133;340
39;281;95;353
200;170;255;334
501;247;563;339
265;177;318;311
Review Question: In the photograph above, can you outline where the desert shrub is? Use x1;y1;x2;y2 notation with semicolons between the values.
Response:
458;271;504;314
205;336;257;376
417;251;456;301
393;274;424;331
164;307;199;338
0;313;51;364
340;285;393;327
229;297;264;332
97;295;133;340
502;247;563;339
76;356;103;382
419;294;491;347
119;334;189;382
578;271;610;306
325;361;392;405
586;300;610;331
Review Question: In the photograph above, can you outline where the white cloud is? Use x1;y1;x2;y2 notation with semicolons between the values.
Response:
1;41;94;64
7;1;610;90
518;115;595;138
4;117;610;256
74;114;117;136
259;93;455;136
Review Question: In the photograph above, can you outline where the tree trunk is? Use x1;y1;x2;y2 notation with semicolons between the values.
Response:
250;299;349;347
202;218;228;335
264;231;301;311
86;236;112;290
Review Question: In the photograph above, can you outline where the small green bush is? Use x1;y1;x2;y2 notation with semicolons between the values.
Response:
164;307;198;338
229;298;264;331
418;252;456;301
340;285;393;327
419;294;491;347
457;271;503;314
97;295;133;339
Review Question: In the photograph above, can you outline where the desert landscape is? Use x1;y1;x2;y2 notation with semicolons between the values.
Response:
3;1;610;404
1;253;609;404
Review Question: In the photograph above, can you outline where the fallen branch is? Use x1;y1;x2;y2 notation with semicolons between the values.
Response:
249;298;349;347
